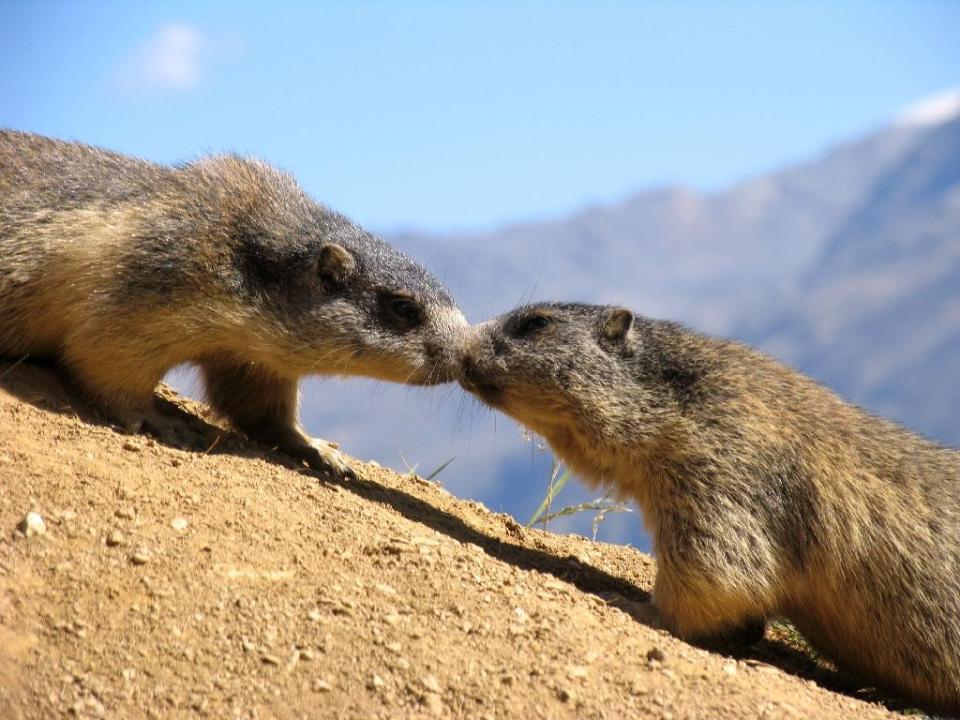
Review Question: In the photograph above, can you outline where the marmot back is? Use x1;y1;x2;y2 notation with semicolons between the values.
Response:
461;301;960;714
0;129;469;476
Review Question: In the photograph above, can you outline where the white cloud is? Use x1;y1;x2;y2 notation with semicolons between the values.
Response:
116;23;205;93
895;87;960;128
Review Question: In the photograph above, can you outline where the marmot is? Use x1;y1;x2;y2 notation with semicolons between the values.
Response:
0;130;468;477
460;301;960;714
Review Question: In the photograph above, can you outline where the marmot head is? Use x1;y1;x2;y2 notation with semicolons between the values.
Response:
190;156;469;385
293;227;470;386
460;302;694;447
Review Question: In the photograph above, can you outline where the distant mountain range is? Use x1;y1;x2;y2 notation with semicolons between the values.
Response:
291;109;959;550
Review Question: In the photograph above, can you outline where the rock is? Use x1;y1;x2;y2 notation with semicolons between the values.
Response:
122;439;142;452
722;661;738;676
170;517;189;532
421;674;442;694
508;624;526;636
367;674;386;691
627;679;649;696
18;511;46;537
312;678;332;692
423;693;444;716
411;536;440;547
56;510;77;523
130;547;152;565
115;507;136;520
106;530;125;547
565;664;589;680
646;647;667;664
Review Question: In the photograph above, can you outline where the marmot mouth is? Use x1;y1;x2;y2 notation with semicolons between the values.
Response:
459;375;504;405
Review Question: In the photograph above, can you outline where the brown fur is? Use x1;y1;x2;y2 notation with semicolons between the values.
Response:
0;130;468;476
461;301;960;714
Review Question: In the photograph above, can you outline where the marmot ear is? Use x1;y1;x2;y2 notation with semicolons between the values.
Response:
600;307;634;345
317;243;356;288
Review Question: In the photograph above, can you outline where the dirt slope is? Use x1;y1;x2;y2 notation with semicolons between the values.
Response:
0;362;903;719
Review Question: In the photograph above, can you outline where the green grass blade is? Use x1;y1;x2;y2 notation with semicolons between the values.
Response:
527;468;571;526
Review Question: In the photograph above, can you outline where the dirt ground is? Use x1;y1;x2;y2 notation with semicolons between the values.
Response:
0;361;912;719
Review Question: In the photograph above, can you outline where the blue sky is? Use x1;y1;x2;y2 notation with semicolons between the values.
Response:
2;1;958;232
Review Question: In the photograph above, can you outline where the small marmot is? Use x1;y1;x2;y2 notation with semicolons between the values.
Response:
0;130;468;477
460;301;960;714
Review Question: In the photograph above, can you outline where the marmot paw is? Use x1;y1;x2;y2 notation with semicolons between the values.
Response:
295;437;358;481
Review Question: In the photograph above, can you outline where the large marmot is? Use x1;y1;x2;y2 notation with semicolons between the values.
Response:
0;130;468;477
461;301;960;714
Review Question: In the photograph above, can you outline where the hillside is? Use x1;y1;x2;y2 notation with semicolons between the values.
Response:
0;362;907;719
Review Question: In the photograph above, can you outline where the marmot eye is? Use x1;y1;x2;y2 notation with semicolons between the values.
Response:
516;314;551;336
387;295;422;323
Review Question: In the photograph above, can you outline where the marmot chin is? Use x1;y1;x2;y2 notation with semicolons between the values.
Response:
0;130;468;477
461;301;960;714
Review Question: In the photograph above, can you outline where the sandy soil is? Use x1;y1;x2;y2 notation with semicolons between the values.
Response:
0;362;909;719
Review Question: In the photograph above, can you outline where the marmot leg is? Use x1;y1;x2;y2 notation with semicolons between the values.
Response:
654;566;767;650
199;354;356;479
61;341;167;433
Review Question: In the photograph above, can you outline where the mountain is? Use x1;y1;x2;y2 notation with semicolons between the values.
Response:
744;117;960;444
177;108;959;550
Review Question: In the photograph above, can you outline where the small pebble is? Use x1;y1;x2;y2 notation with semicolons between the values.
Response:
423;693;444;715
115;507;136;520
106;530;125;547
18;511;46;537
130;547;152;565
170;517;189;532
421;674;442;694
312;678;332;692
57;510;78;523
647;647;667;664
722;660;738;676
122;439;142;452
